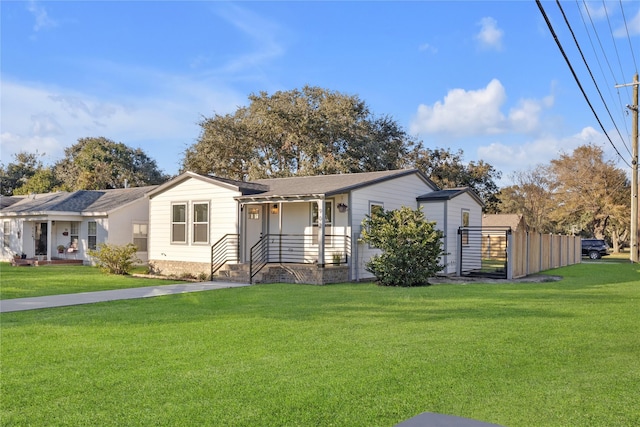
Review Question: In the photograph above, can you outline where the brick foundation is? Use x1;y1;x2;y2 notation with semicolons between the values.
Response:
259;264;349;285
149;260;211;279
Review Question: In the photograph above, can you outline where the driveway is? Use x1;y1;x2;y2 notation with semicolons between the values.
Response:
0;281;251;313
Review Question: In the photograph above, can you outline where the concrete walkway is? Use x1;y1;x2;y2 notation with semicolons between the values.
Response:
0;281;251;313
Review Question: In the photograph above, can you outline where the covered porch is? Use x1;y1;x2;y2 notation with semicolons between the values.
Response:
20;218;81;262
213;195;354;284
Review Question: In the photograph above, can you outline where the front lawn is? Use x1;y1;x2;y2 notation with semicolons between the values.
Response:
1;262;639;426
0;263;187;299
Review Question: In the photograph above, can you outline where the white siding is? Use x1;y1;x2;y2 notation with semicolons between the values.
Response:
421;202;448;271
149;178;240;264
107;199;151;262
351;173;435;281
420;191;482;275
1;218;22;260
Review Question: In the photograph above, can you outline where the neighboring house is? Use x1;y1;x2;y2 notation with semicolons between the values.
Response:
147;169;483;284
0;187;155;264
418;188;484;275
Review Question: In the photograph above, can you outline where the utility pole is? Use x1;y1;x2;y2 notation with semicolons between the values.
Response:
617;74;639;262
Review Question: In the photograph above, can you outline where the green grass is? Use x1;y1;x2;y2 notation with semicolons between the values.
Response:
0;263;187;299
1;262;639;426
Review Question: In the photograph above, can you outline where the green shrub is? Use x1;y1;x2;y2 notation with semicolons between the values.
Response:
88;243;140;275
360;206;444;287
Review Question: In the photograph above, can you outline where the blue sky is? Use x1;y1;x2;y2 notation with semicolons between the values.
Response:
1;1;639;186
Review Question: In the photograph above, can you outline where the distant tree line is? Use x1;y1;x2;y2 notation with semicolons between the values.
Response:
1;137;168;195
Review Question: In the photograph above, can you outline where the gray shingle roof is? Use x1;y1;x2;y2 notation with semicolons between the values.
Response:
243;169;435;199
417;187;484;206
146;172;268;198
417;188;468;201
1;186;156;215
0;195;26;209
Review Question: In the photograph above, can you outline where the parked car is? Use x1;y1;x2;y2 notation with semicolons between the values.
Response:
581;239;610;259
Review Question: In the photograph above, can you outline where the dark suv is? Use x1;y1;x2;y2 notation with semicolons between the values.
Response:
581;239;610;260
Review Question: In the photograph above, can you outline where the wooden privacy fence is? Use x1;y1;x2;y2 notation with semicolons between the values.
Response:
510;229;581;279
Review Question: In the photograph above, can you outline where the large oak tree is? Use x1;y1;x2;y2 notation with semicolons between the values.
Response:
497;144;630;247
182;86;416;180
54;137;168;190
0;151;47;196
410;147;502;211
548;144;629;242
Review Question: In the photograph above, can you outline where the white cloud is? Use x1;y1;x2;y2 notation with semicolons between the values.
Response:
211;3;286;75
581;3;608;21
584;2;640;38
476;126;620;185
30;113;64;137
0;75;245;172
410;79;507;136
614;8;640;37
410;79;554;138
418;43;438;54
475;17;503;51
27;0;57;32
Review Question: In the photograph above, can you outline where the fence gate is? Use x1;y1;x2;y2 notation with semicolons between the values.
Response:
458;226;511;279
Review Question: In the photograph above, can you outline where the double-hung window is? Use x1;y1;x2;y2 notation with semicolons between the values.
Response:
88;221;97;250
172;203;187;243
70;222;79;249
133;223;148;252
192;202;209;244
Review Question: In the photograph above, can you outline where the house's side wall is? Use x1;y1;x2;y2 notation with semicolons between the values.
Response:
0;218;23;260
350;174;434;281
107;199;151;263
443;193;482;275
419;201;449;273
148;178;240;277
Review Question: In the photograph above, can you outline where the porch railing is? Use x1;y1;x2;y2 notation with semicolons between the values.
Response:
211;234;240;278
249;234;351;284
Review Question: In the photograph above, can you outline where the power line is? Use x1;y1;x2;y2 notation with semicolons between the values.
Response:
618;0;639;74
557;0;631;157
576;0;630;151
535;0;631;168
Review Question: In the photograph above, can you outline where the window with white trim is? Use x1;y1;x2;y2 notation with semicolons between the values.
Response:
192;202;209;244
88;221;97;250
70;222;79;249
461;209;470;245
133;223;148;252
171;203;187;243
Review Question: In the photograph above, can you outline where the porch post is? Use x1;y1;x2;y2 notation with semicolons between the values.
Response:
317;200;325;267
46;219;53;262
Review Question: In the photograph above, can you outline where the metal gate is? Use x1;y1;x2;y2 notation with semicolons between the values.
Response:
458;226;511;279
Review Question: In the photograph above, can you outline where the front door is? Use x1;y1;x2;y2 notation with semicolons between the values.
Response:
35;222;47;255
244;205;265;261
